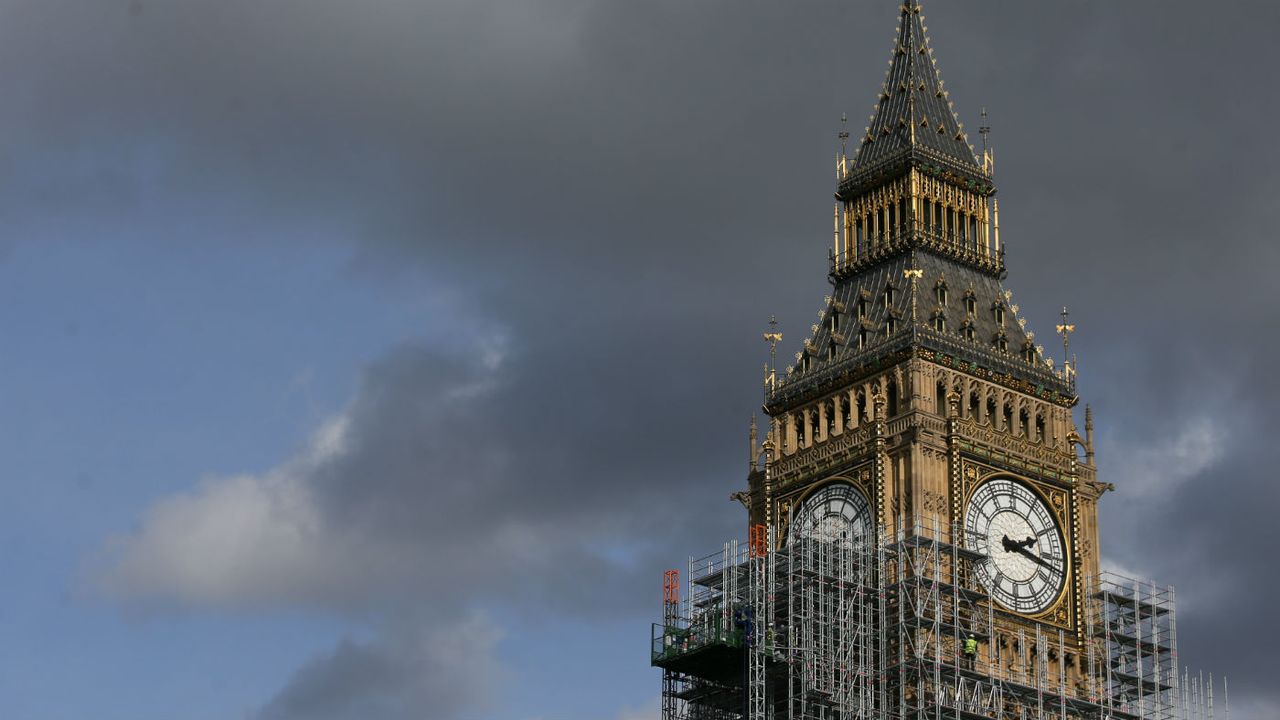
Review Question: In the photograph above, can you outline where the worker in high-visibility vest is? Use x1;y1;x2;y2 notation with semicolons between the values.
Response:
963;634;978;669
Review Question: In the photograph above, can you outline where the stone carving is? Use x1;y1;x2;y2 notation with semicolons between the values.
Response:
956;418;1072;469
773;425;871;476
1048;489;1066;512
922;490;948;514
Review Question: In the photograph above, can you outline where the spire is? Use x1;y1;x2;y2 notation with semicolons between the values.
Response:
854;0;982;175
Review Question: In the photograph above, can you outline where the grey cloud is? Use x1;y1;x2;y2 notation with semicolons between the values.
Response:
95;331;740;615
256;612;505;720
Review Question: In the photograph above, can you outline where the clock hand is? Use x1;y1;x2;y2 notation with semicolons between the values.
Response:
1000;534;1038;551
1010;544;1060;572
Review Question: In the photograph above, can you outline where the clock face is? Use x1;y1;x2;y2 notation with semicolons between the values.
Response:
790;482;873;548
964;478;1066;615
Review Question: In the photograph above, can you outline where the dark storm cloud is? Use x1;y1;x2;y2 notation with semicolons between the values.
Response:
256;612;506;720
47;0;1278;717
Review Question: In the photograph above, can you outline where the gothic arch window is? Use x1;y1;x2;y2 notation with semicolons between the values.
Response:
830;308;840;333
935;281;948;306
885;316;898;336
887;380;899;417
994;303;1006;327
962;321;976;342
857;296;869;319
964;293;977;317
936;380;947;416
933;312;947;333
800;352;812;372
883;285;896;308
827;340;837;361
994;334;1009;353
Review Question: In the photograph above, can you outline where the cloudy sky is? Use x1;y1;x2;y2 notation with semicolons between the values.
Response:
0;1;1275;718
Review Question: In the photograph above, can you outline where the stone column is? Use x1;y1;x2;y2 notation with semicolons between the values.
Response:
817;402;829;444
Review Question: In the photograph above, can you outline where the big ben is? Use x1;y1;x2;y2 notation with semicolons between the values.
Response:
650;2;1221;719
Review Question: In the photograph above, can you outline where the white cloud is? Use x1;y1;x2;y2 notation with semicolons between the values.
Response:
615;696;660;720
90;341;533;610
1099;414;1228;500
1097;556;1145;583
88;333;662;614
95;424;332;607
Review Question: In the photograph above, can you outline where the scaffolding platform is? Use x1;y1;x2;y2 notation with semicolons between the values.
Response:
654;517;1225;720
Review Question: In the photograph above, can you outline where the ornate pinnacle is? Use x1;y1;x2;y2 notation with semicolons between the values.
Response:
904;266;923;322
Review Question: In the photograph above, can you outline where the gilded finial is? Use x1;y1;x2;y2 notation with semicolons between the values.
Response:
904;266;923;322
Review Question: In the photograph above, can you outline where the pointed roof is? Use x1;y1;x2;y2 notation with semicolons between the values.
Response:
763;2;1074;416
766;252;1075;413
853;0;982;175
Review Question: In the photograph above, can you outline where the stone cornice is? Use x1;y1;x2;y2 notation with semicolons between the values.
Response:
837;146;995;200
765;327;1076;416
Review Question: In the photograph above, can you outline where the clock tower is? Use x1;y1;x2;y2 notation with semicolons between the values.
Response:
651;3;1218;719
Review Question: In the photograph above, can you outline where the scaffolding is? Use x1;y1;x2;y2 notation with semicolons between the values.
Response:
652;516;1227;720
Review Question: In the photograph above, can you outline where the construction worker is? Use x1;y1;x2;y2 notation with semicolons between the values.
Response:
963;634;978;669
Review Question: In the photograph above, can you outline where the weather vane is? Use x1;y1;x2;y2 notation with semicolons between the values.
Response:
1056;306;1077;381
763;316;783;390
838;114;850;177
979;107;993;175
